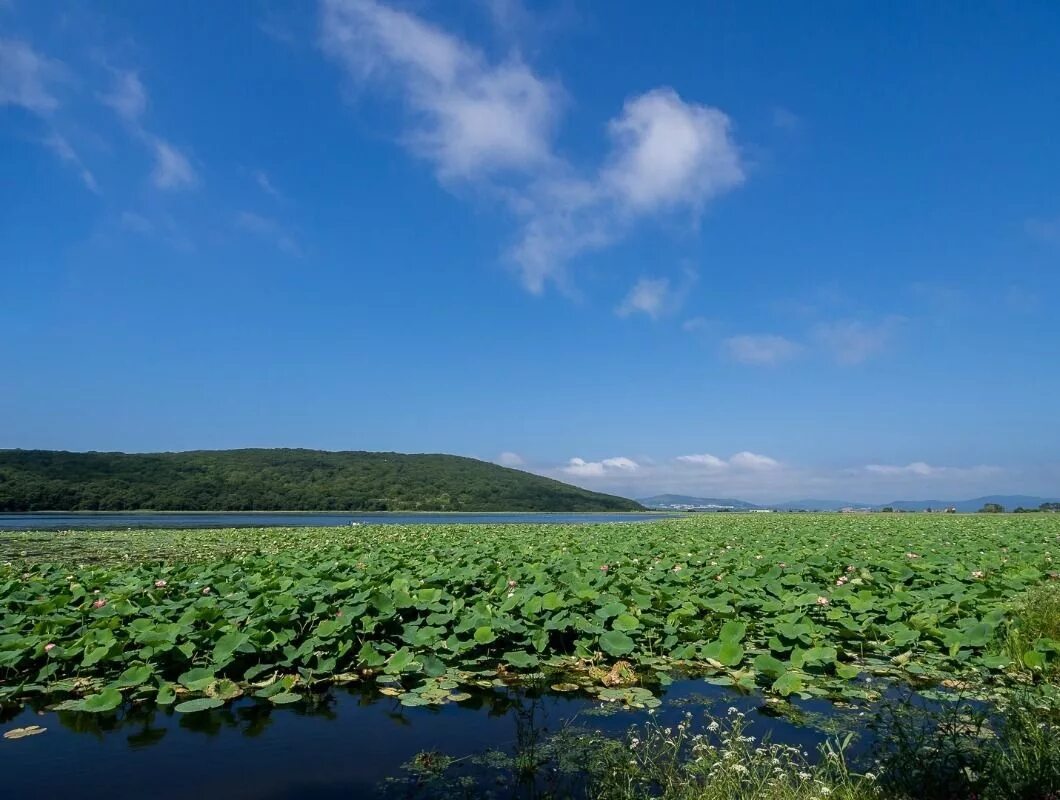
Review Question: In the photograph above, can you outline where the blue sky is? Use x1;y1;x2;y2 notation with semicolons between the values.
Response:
2;1;1058;502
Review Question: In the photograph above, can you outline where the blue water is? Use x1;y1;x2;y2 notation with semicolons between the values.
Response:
0;679;839;800
0;511;677;531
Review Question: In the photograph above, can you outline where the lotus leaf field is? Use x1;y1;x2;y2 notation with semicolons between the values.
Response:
1;514;1058;715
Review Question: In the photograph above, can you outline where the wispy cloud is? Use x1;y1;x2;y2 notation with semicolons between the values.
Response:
0;38;104;191
100;69;147;122
235;211;303;256
253;169;283;200
43;132;99;192
1026;216;1060;244
722;334;801;366
100;68;198;191
616;277;671;319
150;138;197;189
0;37;61;113
863;462;1001;479
812;316;903;365
318;0;744;295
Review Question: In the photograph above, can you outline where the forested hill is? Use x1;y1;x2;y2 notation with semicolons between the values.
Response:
0;449;643;513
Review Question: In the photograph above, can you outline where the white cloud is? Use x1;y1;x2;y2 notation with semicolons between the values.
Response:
320;0;560;181
527;452;1015;504
43;133;99;192
676;453;727;469
235;211;302;256
729;451;780;470
562;456;639;477
616;277;670;319
150;138;197;190
864;462;1001;479
682;316;710;333
101;70;147;122
319;1;744;295
97;68;198;192
676;451;779;471
723;334;801;366
603;88;743;214
0;38;60;113
119;211;153;234
254;169;283;199
812;317;903;365
496;451;524;467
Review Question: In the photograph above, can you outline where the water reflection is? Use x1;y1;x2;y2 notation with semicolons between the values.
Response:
0;679;859;800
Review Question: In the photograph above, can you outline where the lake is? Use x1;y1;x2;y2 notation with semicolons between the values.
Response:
0;511;676;531
0;678;857;800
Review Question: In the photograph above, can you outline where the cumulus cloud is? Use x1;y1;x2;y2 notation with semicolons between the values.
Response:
676;451;779;471
320;0;559;181
562;456;639;477
729;451;780;470
722;334;801;366
812;317;903;365
602;88;743;214
527;451;1013;504
496;451;525;467
318;0;744;294
676;453;727;469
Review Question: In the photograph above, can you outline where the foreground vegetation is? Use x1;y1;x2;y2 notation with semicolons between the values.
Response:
1;514;1058;715
392;695;1060;800
0;448;643;512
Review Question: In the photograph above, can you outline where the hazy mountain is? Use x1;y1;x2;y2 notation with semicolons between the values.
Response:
641;493;1060;512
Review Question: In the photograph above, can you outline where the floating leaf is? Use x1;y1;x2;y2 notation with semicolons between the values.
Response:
174;697;223;714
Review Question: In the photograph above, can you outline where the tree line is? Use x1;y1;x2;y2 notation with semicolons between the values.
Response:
0;449;643;513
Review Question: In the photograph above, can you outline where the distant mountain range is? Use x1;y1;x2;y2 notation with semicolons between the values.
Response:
638;494;1060;512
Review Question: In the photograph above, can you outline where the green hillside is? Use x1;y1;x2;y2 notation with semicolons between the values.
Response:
0;449;643;513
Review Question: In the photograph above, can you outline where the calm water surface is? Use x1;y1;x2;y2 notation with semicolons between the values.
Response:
0;511;677;531
0;680;857;800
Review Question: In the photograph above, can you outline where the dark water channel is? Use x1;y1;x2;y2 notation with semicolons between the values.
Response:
0;678;880;800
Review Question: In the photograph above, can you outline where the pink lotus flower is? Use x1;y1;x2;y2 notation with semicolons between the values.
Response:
44;643;56;652
92;598;107;609
846;565;856;573
154;579;167;588
971;570;985;579
202;586;212;595
816;596;830;606
507;580;517;588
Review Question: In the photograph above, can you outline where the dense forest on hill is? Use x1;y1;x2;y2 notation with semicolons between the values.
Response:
0;449;643;513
